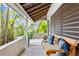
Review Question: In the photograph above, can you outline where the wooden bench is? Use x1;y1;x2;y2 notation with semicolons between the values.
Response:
41;35;79;56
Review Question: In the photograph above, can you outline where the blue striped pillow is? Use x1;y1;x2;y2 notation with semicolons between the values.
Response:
56;38;69;56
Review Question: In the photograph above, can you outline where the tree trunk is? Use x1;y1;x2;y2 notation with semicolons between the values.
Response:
10;15;19;40
4;7;9;43
1;4;5;44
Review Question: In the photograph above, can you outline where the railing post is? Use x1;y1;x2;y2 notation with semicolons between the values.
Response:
25;18;29;47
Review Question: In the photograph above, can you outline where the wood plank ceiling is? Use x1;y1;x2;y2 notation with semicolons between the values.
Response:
20;3;51;22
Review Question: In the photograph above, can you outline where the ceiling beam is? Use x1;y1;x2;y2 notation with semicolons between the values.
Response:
32;10;47;21
26;3;49;13
23;3;39;10
22;3;31;7
29;4;50;16
31;7;49;17
19;3;51;22
31;8;49;21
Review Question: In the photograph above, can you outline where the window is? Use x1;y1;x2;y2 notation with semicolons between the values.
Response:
0;3;2;45
0;4;9;45
0;3;26;45
53;4;79;40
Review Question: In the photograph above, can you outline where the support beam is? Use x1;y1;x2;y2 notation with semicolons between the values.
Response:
29;4;50;16
26;4;48;13
31;8;48;21
22;3;31;7
23;3;39;10
31;8;49;17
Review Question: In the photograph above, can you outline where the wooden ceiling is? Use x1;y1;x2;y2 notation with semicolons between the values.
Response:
20;3;51;22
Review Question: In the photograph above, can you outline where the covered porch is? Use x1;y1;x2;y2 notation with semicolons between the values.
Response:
0;3;51;56
0;3;79;56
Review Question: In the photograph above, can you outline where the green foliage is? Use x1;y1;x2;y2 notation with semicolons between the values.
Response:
28;20;48;39
15;23;25;36
37;20;47;33
0;3;26;45
28;31;34;39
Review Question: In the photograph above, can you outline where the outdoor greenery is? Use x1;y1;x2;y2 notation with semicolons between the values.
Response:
28;20;48;39
37;20;48;33
0;3;26;45
0;3;48;45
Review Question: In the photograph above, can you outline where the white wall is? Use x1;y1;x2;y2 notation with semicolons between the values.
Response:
47;3;63;35
47;3;63;20
0;36;25;56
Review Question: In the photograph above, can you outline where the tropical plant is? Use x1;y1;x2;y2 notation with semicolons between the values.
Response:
0;3;26;45
37;20;47;33
28;20;48;39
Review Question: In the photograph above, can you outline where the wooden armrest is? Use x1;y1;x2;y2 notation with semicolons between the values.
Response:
46;49;64;56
